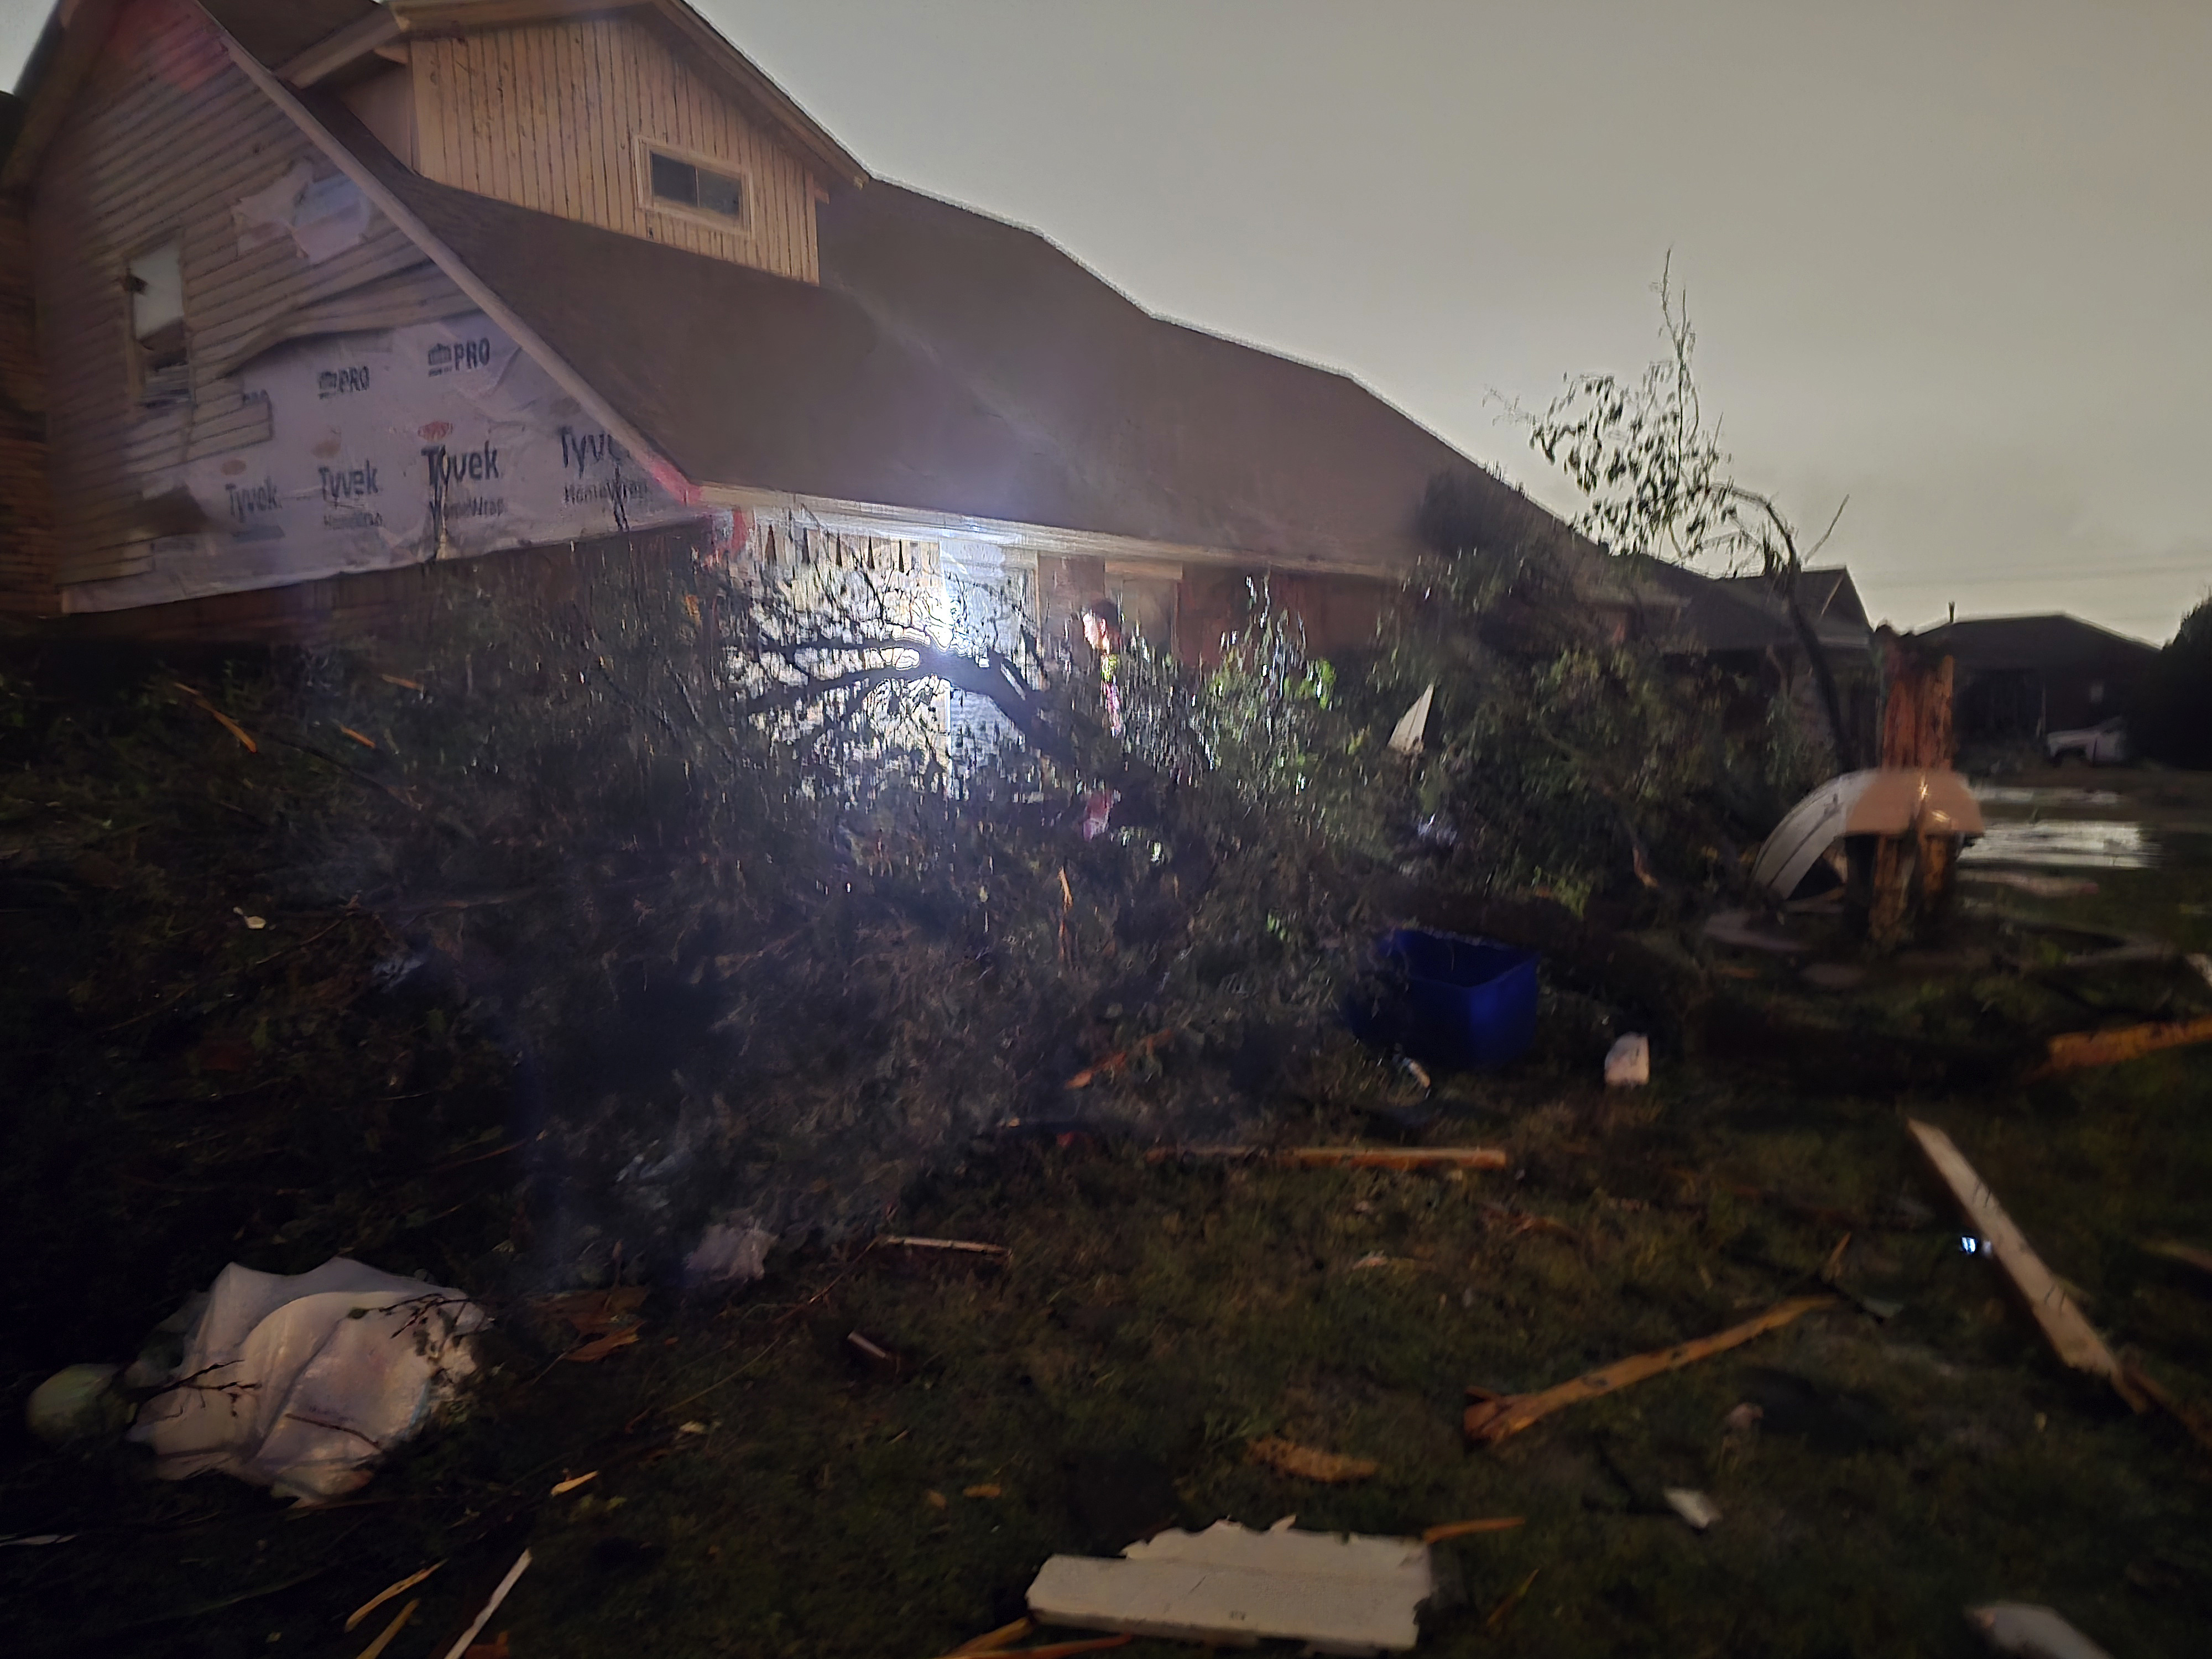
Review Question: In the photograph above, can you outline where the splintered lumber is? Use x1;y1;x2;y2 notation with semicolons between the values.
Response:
1142;1145;1508;1172
437;1551;530;1659
1280;1146;1507;1172
2146;1239;2212;1278
2031;1014;2212;1078
1906;1120;2147;1410
1421;1517;1524;1543
877;1237;1010;1258
1247;1436;1379;1483
1027;1521;1436;1656
1463;1297;1835;1444
345;1563;441;1631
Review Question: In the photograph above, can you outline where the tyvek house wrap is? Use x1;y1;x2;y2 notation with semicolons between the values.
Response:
73;312;702;613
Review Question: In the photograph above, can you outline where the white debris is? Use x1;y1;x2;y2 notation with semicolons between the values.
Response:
1028;1520;1437;1656
1387;685;1434;756
684;1218;776;1286
1604;1032;1651;1087
1663;1488;1721;1530
1967;1603;2114;1659
128;1259;483;1503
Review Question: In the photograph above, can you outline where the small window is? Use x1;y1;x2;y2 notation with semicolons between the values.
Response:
643;144;747;228
128;240;189;408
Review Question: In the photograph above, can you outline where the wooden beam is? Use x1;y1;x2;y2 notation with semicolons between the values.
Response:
387;0;653;36
278;7;402;87
1906;1119;2148;1408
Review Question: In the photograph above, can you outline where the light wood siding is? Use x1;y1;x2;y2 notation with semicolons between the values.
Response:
31;0;434;588
410;15;819;281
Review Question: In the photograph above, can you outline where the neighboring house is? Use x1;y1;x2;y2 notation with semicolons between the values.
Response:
1917;613;2160;748
0;0;1590;658
1611;554;1879;757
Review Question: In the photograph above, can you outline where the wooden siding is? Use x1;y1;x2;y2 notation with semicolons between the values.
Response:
0;190;57;611
409;14;820;281
29;0;435;593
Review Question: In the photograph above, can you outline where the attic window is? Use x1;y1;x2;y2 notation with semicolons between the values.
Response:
128;240;189;408
641;143;748;229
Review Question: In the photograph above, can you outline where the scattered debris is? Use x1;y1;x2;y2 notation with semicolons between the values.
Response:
354;1599;420;1659
1027;1520;1437;1655
1662;1488;1721;1531
1958;870;2099;899
1067;1029;1174;1088
2116;1363;2212;1456
683;1219;775;1286
1801;962;1867;990
1464;1296;1835;1445
2145;1239;2212;1277
2032;1013;2212;1077
172;681;259;753
941;1616;1034;1655
1246;1435;1380;1483
847;1331;900;1374
1702;910;1809;954
1966;1602;2113;1659
1751;769;1984;899
2190;952;2212;989
1906;1120;2146;1409
565;1330;640;1363
1483;1567;1540;1634
346;1563;443;1632
1280;1146;1507;1172
964;1484;1003;1499
439;1550;530;1659
1420;1517;1524;1542
129;1259;484;1501
338;725;378;750
24;1363;129;1444
1387;684;1434;756
549;1471;599;1496
927;1490;950;1510
878;1236;1012;1259
1603;1032;1650;1087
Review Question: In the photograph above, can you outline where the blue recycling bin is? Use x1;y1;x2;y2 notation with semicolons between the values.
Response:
1345;928;1539;1072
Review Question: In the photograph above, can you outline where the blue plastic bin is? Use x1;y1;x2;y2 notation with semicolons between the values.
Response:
1345;928;1538;1072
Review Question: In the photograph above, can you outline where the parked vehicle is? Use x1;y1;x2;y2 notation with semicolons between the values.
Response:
2046;717;2130;765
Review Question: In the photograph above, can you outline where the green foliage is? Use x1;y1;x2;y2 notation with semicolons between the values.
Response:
2137;596;2212;769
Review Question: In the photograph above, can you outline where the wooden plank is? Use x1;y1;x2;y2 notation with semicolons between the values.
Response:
1029;1524;1434;1655
1906;1119;2145;1406
1464;1297;1836;1445
411;40;451;183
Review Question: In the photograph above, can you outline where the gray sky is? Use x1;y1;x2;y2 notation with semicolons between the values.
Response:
8;1;2207;641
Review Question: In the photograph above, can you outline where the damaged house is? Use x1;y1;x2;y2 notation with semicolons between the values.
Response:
0;0;1608;672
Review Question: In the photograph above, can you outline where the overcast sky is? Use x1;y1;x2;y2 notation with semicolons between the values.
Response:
7;2;2206;641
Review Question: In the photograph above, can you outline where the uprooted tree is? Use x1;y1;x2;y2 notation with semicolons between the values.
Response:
1511;260;1863;773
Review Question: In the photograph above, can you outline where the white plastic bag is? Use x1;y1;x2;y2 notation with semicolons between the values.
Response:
129;1259;483;1502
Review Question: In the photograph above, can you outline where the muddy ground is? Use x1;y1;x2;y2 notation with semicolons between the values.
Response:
4;729;2210;1656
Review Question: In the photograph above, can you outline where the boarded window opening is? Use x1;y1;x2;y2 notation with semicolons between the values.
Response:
129;240;189;408
644;146;747;227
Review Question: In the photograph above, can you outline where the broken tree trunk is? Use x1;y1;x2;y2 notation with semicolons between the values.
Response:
1869;641;1958;948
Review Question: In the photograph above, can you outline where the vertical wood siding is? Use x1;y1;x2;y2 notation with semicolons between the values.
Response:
0;192;56;610
410;15;819;282
29;0;435;591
